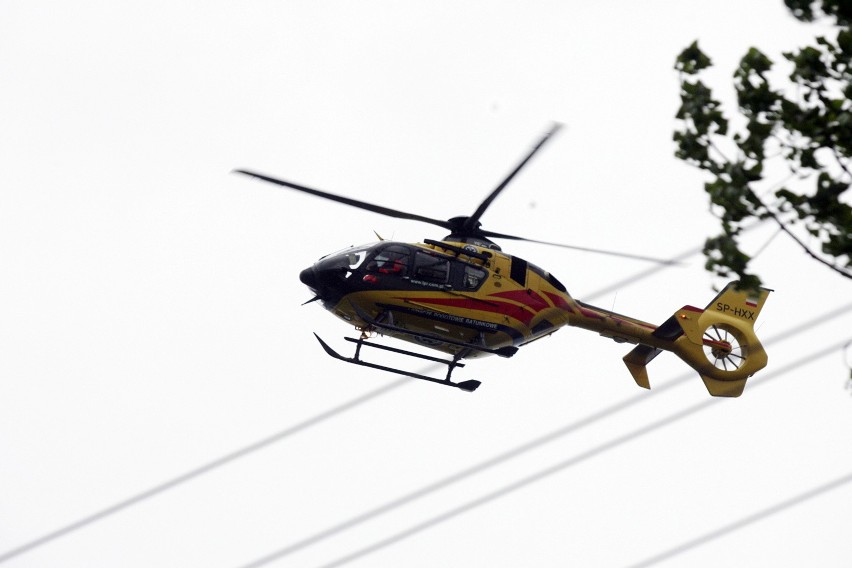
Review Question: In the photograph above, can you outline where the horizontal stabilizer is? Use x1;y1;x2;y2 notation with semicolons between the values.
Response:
623;344;663;389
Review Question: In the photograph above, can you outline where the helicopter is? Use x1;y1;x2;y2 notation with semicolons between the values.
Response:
235;124;771;397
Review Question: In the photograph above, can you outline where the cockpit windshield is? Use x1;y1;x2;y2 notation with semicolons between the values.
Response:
316;245;371;278
318;244;373;262
343;249;368;270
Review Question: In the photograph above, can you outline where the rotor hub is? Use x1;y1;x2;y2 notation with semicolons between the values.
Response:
442;216;501;249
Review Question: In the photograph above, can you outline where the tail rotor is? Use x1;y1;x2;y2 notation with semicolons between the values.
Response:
675;283;772;396
623;282;772;397
703;323;746;372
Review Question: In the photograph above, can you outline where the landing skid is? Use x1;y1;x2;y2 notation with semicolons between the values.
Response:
312;333;482;392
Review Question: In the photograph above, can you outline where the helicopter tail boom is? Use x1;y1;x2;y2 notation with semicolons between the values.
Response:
623;282;772;397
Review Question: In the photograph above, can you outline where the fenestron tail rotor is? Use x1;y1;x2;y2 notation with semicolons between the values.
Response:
235;124;680;265
703;324;746;371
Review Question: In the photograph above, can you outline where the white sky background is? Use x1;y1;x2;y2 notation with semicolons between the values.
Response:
2;1;852;566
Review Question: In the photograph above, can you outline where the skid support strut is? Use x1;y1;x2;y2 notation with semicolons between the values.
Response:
312;333;481;392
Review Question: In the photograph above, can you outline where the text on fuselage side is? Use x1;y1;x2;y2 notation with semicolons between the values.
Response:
716;302;755;320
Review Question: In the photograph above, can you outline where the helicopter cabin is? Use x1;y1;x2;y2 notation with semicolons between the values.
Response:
350;241;488;291
308;240;572;358
352;240;567;293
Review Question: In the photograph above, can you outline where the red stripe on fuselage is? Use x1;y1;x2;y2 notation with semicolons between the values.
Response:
489;289;550;312
578;306;605;320
543;291;573;312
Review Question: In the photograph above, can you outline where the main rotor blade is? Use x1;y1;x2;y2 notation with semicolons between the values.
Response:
234;169;452;230
481;229;684;265
465;122;563;231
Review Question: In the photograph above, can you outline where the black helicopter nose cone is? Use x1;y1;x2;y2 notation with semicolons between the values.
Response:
300;267;318;289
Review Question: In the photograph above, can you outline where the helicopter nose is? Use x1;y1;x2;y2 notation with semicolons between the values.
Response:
299;267;319;289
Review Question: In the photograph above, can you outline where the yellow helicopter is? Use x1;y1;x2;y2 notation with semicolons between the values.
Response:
235;124;770;397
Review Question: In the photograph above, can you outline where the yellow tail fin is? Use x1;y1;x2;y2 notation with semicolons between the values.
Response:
623;282;772;397
675;282;771;396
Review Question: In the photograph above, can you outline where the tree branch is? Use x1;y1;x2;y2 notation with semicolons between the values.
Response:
752;190;852;280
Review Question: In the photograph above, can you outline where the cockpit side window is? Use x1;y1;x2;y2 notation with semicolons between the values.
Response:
413;251;450;284
462;265;487;290
366;245;411;275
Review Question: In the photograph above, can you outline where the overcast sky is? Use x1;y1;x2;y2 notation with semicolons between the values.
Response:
2;2;851;567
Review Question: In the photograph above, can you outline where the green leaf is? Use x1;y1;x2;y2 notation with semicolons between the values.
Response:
675;41;712;74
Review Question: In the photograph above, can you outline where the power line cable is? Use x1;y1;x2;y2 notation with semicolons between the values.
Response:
0;376;412;565
238;304;852;567
581;245;702;301
309;339;850;568
0;235;780;564
240;383;686;568
0;240;703;563
581;220;765;301
624;470;852;568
